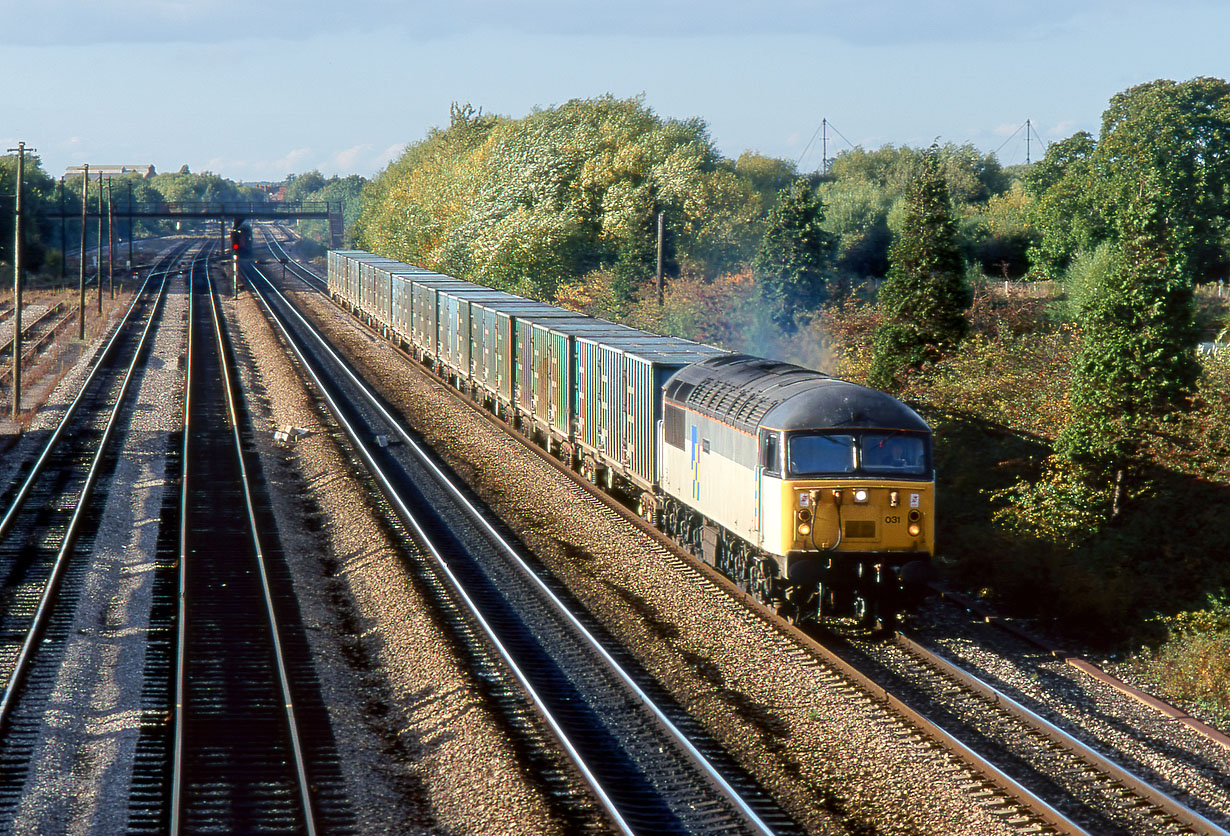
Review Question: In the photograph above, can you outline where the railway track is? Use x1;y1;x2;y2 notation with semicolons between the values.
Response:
0;242;187;823
829;630;1230;835
161;246;338;835
262;237;1230;835
260;226;328;292
244;258;797;836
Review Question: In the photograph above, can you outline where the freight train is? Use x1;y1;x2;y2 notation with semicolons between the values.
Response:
326;249;935;626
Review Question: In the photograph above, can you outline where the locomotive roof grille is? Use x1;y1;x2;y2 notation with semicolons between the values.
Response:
665;354;929;435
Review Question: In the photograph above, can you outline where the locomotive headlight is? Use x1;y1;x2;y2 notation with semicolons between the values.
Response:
853;488;869;504
908;523;922;537
907;509;922;537
797;507;813;538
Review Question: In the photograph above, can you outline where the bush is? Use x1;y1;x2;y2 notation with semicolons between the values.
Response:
1138;595;1230;720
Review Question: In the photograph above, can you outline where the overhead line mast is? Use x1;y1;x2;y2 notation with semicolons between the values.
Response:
7;141;36;420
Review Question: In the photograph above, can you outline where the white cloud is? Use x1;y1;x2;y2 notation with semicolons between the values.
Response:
375;143;406;169
331;144;370;172
274;147;314;174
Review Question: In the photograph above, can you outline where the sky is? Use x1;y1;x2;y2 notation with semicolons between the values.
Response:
2;0;1229;183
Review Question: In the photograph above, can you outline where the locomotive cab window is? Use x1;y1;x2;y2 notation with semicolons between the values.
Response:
860;433;927;476
788;434;857;476
760;430;781;476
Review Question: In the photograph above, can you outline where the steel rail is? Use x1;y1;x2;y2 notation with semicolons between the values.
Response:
0;302;66;359
896;632;1230;836
933;586;1230;751
0;308;78;388
247;260;782;836
170;247;318;836
0;243;187;542
260;228;327;291
0;245;179;734
169;247;196;833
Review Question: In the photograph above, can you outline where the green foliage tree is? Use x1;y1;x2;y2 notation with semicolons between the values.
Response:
734;151;798;208
357;95;764;301
827;142;1006;205
281;170;366;245
1093;77;1230;284
753;178;836;332
1022;131;1103;280
965;183;1038;280
1054;177;1200;517
0;152;56;271
868;146;970;390
1026;78;1230;283
817;180;893;280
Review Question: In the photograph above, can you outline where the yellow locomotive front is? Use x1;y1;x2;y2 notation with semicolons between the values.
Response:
762;429;935;624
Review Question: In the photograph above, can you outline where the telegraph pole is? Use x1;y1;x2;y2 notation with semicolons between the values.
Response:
8;141;35;420
126;180;133;272
79;164;88;340
107;178;115;299
97;171;103;315
58;177;66;281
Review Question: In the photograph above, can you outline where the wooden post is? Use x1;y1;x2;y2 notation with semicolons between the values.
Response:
108;178;115;299
79;164;88;340
8;141;35;420
97;171;103;315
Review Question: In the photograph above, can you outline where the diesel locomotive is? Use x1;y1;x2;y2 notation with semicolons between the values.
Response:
325;249;935;626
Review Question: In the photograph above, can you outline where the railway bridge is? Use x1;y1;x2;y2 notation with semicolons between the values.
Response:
46;200;345;257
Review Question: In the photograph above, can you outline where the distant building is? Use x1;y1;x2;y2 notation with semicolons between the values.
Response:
64;164;156;179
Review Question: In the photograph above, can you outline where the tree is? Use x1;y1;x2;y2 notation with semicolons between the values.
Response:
867;145;970;390
753;178;836;332
1092;77;1230;284
1054;134;1202;517
1026;78;1230;283
0;152;55;271
357;95;764;301
818;179;893;279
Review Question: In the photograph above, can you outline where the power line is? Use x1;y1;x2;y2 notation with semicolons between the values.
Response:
993;120;1027;156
